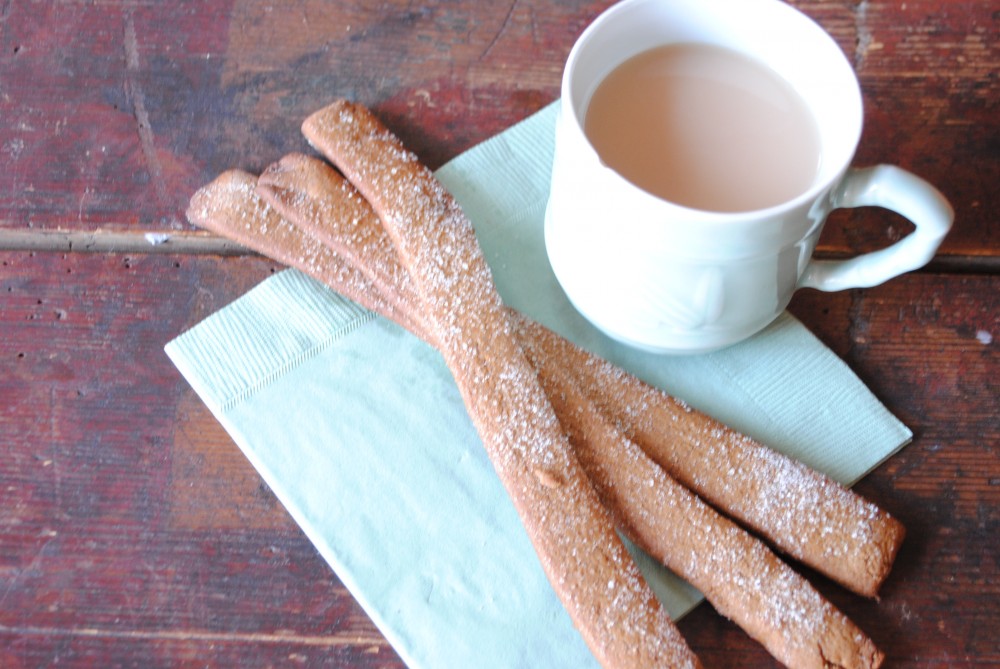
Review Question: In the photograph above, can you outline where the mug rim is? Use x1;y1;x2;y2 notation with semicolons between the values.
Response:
562;0;864;220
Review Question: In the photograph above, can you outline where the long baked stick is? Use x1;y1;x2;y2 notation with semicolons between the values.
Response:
185;169;427;338
257;149;903;599
519;330;883;669
252;152;883;669
186;167;883;668
301;101;699;669
255;154;428;335
540;334;907;598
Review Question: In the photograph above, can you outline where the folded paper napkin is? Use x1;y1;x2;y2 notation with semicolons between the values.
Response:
165;102;912;669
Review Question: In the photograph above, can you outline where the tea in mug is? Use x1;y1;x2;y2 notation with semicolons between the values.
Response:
584;43;822;212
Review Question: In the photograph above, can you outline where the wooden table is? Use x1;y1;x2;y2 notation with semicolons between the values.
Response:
2;1;996;666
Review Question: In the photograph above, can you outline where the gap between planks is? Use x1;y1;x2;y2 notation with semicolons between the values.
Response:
0;228;997;275
0;229;253;256
0;623;387;648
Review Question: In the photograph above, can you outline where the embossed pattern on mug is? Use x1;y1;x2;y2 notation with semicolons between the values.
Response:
585;43;822;212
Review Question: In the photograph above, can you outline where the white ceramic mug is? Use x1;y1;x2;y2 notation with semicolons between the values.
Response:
544;0;953;354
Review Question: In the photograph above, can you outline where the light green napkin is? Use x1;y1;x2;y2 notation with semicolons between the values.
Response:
166;102;911;669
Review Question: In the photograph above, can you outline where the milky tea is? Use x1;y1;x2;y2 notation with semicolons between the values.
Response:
584;43;822;213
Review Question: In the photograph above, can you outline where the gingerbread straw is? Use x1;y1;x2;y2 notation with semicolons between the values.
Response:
298;101;699;668
257;143;904;599
252;150;883;668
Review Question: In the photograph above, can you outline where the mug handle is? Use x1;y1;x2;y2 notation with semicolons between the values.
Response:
798;165;954;291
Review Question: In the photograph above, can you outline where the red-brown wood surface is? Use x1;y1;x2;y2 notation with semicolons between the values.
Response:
1;1;997;667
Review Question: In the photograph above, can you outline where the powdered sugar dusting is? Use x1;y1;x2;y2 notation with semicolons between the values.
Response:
516;323;880;668
190;148;886;667
187;169;423;335
258;156;865;662
535;325;903;597
303;100;700;669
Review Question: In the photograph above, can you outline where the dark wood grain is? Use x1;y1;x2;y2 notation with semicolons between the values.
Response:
1;252;405;668
1;0;995;256
1;0;997;667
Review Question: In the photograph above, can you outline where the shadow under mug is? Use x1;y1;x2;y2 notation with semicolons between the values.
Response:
544;0;954;354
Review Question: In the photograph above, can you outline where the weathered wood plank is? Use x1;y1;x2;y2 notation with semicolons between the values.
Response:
1;252;402;668
0;1;995;258
2;247;996;667
1;0;997;666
